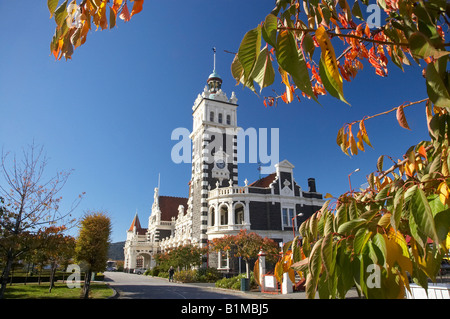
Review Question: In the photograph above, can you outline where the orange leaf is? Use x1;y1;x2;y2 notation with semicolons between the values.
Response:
418;145;427;159
131;0;144;17
396;104;411;130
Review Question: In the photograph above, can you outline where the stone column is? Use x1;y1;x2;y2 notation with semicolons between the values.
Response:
258;250;266;291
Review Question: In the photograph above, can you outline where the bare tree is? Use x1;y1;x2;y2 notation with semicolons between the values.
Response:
0;143;83;298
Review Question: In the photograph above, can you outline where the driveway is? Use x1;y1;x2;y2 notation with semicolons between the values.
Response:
104;271;252;299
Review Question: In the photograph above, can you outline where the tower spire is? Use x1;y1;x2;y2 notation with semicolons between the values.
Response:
207;47;222;93
213;47;216;72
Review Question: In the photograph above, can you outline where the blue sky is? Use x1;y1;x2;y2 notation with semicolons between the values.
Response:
0;1;430;243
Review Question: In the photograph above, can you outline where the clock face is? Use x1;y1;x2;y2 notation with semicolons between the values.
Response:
216;160;226;169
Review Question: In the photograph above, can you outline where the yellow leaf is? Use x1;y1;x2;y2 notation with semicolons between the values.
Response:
359;119;372;147
356;130;365;151
438;182;450;206
384;234;413;286
315;26;343;94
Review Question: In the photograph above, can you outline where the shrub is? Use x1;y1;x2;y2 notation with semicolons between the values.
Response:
173;270;197;283
215;272;257;290
195;267;222;283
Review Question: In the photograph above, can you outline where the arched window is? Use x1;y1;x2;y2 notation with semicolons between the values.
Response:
234;203;245;224
209;207;215;226
220;205;228;225
218;113;223;124
210;111;214;122
226;114;231;125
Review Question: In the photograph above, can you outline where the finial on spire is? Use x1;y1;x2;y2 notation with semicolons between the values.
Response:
212;47;216;72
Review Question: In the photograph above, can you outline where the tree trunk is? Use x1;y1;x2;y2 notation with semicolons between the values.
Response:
0;251;14;299
82;270;92;299
48;262;57;293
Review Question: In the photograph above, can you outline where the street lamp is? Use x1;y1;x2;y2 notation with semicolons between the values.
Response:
348;168;360;192
292;213;304;238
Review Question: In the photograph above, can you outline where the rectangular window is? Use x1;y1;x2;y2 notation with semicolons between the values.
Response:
219;250;228;269
282;208;295;227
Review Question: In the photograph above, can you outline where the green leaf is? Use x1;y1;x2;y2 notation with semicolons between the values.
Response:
302;33;315;60
369;233;387;266
262;14;278;49
334;204;348;231
409;186;439;247
409;32;450;59
54;0;68;28
251;47;275;93
391;188;404;231
276;30;318;103
238;25;262;86
319;56;349;104
321;233;334;278
292;236;302;263
48;0;59;18
377;155;384;172
426;61;450;109
353;228;372;255
337;218;366;235
351;0;364;20
306;238;323;298
231;54;256;92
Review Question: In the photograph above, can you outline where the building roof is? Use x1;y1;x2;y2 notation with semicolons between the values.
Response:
249;173;276;188
128;213;147;235
159;196;189;221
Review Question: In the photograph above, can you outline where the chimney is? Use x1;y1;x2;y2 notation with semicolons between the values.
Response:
308;178;316;193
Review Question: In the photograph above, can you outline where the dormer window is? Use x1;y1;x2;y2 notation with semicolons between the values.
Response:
210;111;214;122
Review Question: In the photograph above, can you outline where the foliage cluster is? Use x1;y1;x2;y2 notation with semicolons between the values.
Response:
233;0;450;299
209;230;280;277
172;268;222;283
47;0;144;60
153;244;208;272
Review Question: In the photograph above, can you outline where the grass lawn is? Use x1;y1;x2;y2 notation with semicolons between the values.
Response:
3;282;115;299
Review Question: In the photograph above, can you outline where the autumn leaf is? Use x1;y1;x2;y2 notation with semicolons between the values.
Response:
438;182;450;206
48;0;59;18
131;0;144;17
359;119;372;148
396;104;411;130
316;26;348;104
276;30;318;103
119;2;131;22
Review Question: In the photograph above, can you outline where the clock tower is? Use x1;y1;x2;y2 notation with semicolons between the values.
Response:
188;51;238;247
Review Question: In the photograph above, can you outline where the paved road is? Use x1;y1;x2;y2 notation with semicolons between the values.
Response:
104;271;252;299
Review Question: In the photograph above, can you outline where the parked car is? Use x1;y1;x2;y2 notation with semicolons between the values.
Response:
134;268;147;275
440;259;450;275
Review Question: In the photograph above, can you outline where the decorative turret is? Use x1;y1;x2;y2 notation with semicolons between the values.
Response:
207;48;222;93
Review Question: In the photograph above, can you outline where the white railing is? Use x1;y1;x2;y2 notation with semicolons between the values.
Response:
207;224;250;233
208;186;248;198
